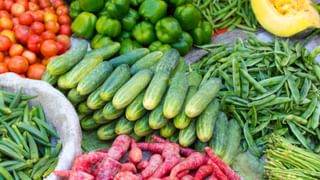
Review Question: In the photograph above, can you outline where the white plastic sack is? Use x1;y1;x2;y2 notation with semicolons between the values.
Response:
0;73;82;180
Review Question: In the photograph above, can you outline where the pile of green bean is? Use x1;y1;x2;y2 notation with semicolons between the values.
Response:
193;0;258;32
192;34;320;157
0;90;61;180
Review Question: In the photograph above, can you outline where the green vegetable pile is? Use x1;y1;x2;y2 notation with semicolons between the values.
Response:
0;90;61;180
69;0;212;55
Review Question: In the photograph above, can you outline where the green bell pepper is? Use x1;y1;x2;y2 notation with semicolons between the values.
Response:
122;9;140;31
96;16;121;38
91;34;114;49
132;21;156;45
149;41;171;52
70;0;81;19
171;32;193;55
120;38;142;54
71;12;97;39
168;0;186;6
130;0;144;6
190;21;212;45
79;0;104;12
174;4;201;31
116;31;131;42
139;0;167;24
105;0;130;19
155;17;182;44
98;6;109;16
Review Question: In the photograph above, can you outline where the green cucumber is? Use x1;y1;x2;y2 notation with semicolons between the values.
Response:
67;89;87;105
77;62;113;95
155;48;180;73
194;140;208;152
160;121;176;138
112;69;153;109
109;48;149;66
99;64;131;101
125;91;146;121
148;102;168;130
42;71;58;85
210;112;228;157
134;115;153;137
47;38;88;75
86;42;120;59
188;71;203;87
115;116;135;135
78;102;93;115
97;121;117;141
196;99;220;142
163;73;188;119
87;88;106;110
103;102;124;121
93;109;107;124
80;116;100;130
179;120;196;147
168;132;179;143
186;78;221;118
171;58;188;78
222;119;241;165
130;51;163;74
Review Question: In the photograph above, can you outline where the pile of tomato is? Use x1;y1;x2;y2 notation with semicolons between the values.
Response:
0;0;71;79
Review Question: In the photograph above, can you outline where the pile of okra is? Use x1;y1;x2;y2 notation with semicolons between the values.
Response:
193;33;320;157
0;89;61;180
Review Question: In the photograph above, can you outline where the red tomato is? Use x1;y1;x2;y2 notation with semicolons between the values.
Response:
56;41;66;55
58;14;71;25
59;24;71;36
11;17;19;27
56;34;70;50
9;44;24;56
28;2;39;11
14;25;30;45
39;0;51;9
22;50;37;64
27;34;43;53
0;35;12;51
31;21;44;34
31;10;44;22
8;56;28;74
11;3;25;17
43;12;57;23
41;56;54;65
0;11;10;18
0;52;4;62
1;30;16;43
16;0;28;10
30;0;39;3
52;0;64;9
0;0;4;11
0;17;13;30
45;21;59;34
4;56;10;64
41;31;56;40
0;62;8;74
27;63;45;79
19;13;34;26
56;5;68;16
40;39;57;57
4;0;13;11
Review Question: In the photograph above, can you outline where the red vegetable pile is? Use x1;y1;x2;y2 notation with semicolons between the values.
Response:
55;135;240;180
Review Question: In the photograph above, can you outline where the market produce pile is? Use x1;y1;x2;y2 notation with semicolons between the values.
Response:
0;89;61;179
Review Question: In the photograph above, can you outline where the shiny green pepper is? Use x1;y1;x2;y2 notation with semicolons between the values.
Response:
130;0;144;6
98;6;109;16
96;16;121;38
171;32;193;55
174;4;201;31
155;17;182;44
139;0;167;24
168;0;186;6
70;0;82;19
191;21;212;45
91;34;114;49
149;41;171;52
120;38;142;54
79;0;104;12
105;0;130;19
132;21;156;45
122;9;140;31
116;31;131;42
71;12;97;39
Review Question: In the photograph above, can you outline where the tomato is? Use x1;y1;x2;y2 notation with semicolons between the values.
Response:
1;30;16;43
16;0;28;10
31;21;44;35
0;52;4;62
30;0;39;3
0;0;4;10
4;0;13;11
31;10;44;22
4;56;10;64
0;16;13;30
58;14;71;25
39;0;51;9
27;63;45;79
52;0;64;8
45;21;59;34
41;31;56;40
11;17;19;27
43;12;57;23
28;2;39;11
27;34;43;53
8;56;29;74
56;41;66;55
0;10;10;19
9;44;24;56
22;50;37;64
0;62;8;74
56;34;70;50
40;40;57;58
19;13;34;26
11;3;25;17
59;24;71;36
41;56;54;65
14;25;30;45
0;35;12;51
56;5;68;16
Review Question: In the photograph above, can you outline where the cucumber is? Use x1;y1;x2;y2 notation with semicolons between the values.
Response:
210;112;228;157
160;121;176;138
42;71;58;85
93;109;107;124
179;120;196;147
222;119;241;165
87;88;106;110
80;116;100;130
155;48;180;73
86;42;120;59
103;102;124;121
99;64;131;101
171;58;188;78
186;78;222;118
130;51;163;74
163;73;188;119
47;38;88;75
125;91;146;121
115;116;135;135
97;121;117;141
168;132;179;143
134;115;153;137
194;140;208;152
58;55;103;89
188;71;203;87
109;48;150;66
67;89;87;105
148;102;168;130
112;69;153;109
77;62;113;95
78;102;93;115
196;99;220;142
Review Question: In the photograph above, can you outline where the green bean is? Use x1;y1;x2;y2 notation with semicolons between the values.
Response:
1;139;29;159
0;144;24;161
0;166;13;180
11;125;29;153
309;101;320;130
17;122;49;142
300;78;312;100
232;58;241;96
9;90;22;109
3;123;21;146
17;171;31;180
313;64;320;81
240;69;267;93
251;77;287;101
249;95;276;107
32;158;55;179
32;117;58;138
285;114;308;125
288;121;310;150
31;157;49;177
251;117;271;135
243;123;261;157
51;142;62;158
251;106;257;127
6;161;32;171
286;73;301;104
0;111;23;122
258;76;285;87
230;106;244;127
302;96;318;120
42;158;58;178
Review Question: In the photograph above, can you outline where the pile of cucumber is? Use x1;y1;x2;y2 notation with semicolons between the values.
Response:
42;38;240;158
